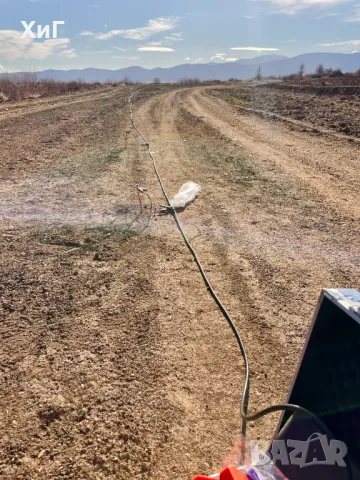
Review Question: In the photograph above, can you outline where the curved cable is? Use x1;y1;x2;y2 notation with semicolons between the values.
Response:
128;89;353;479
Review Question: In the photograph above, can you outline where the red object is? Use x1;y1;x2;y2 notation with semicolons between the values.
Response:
193;466;248;480
221;467;248;480
193;477;215;480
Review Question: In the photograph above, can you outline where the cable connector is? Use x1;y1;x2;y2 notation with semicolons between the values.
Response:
159;204;176;214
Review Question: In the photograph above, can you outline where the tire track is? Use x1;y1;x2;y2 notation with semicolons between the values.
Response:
186;88;360;221
130;86;360;451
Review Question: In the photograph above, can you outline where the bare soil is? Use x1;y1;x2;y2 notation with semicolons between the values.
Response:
212;79;360;137
0;84;359;479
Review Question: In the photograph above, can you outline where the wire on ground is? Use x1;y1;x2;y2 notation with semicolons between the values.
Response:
127;90;352;479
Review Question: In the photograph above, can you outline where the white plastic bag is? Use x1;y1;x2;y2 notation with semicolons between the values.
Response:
169;181;201;209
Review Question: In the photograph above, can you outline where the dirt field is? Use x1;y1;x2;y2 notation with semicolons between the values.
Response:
0;83;359;479
212;79;360;138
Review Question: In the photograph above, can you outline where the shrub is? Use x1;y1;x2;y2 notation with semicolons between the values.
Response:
282;73;299;81
298;63;305;78
178;77;202;85
0;74;115;101
255;67;262;81
315;64;325;77
330;68;344;77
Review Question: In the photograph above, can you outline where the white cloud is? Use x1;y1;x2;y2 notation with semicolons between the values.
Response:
163;33;183;43
114;47;126;51
319;39;360;46
211;52;240;62
60;48;77;58
345;5;360;21
137;46;175;52
211;53;239;62
0;30;32;59
231;46;279;51
256;0;350;15
0;64;5;72
211;53;227;60
27;39;73;60
0;30;76;60
185;57;191;60
80;30;94;36
94;17;179;41
146;33;183;47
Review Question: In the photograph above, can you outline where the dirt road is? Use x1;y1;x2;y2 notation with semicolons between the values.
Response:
1;85;359;479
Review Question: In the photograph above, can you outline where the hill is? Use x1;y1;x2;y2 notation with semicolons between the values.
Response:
2;52;360;83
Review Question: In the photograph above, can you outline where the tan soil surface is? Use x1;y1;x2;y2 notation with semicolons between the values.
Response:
212;81;360;138
0;85;359;479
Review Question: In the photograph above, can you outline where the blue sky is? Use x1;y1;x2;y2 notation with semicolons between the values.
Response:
0;0;360;72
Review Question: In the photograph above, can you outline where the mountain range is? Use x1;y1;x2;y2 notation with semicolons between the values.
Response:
3;52;360;83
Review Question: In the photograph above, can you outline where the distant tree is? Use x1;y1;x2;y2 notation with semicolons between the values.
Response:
255;66;262;81
153;77;161;84
298;63;305;78
330;68;344;77
315;64;325;77
22;72;37;83
355;68;360;76
178;77;201;85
